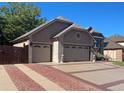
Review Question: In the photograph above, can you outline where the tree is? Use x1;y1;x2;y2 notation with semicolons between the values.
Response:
0;2;46;43
0;16;8;45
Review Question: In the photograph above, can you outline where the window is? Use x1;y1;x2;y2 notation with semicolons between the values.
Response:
72;46;76;48
34;45;41;48
77;33;80;38
78;46;82;49
84;46;88;49
43;46;49;48
76;32;81;40
64;46;69;48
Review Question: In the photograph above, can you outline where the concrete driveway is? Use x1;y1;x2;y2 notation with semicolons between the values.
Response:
0;62;102;91
51;62;124;91
0;62;124;91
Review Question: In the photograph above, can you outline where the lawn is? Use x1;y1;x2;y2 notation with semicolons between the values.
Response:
112;61;124;67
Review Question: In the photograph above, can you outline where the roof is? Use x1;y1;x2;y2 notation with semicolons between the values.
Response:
108;35;124;43
11;16;95;44
104;38;124;50
53;24;87;37
11;16;73;43
53;24;75;38
54;24;96;42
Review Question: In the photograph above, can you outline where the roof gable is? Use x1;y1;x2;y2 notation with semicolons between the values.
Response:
53;24;96;42
104;38;124;49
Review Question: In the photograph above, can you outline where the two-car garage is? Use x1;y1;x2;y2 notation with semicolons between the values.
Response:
64;44;90;62
32;43;90;63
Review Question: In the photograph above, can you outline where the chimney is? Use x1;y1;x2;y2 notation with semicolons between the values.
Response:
87;26;93;33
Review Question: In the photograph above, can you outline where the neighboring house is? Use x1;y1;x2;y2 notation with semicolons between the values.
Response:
104;35;124;61
87;27;104;54
108;35;124;46
11;16;95;63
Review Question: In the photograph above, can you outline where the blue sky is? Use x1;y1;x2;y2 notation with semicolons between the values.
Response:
0;2;124;37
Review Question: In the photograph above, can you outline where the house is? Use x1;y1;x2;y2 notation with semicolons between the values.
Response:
11;16;95;63
104;35;124;61
87;27;104;54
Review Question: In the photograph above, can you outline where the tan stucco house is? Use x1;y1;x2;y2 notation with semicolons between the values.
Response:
104;35;124;61
11;16;95;63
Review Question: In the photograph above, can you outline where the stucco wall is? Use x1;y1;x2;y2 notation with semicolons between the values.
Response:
104;49;122;61
52;41;63;63
13;40;29;47
116;50;123;61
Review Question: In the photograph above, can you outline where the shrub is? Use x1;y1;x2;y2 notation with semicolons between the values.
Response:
95;52;105;61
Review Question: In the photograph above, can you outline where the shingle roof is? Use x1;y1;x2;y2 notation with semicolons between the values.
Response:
11;16;96;44
53;24;75;38
53;24;96;42
108;35;124;42
104;38;124;50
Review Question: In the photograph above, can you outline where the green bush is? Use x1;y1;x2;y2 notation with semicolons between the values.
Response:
96;52;105;61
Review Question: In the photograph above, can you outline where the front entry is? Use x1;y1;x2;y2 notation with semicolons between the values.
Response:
64;44;90;62
32;44;51;62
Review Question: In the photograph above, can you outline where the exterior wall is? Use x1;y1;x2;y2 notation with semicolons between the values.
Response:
62;29;94;61
104;49;122;61
13;40;29;47
116;50;123;61
28;39;32;63
90;47;94;61
52;41;63;63
63;29;94;46
118;42;124;46
58;41;64;63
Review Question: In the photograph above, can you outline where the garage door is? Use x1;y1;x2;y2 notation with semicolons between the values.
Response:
64;45;90;61
32;44;51;62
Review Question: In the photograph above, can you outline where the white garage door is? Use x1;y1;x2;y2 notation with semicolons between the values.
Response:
64;45;90;61
32;44;51;62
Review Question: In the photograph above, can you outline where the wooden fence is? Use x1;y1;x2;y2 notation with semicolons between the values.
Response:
0;45;28;64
